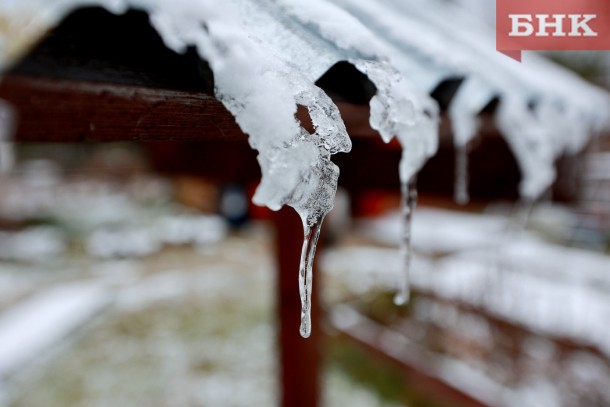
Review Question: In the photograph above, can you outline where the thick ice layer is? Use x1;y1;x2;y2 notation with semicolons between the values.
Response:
153;0;438;317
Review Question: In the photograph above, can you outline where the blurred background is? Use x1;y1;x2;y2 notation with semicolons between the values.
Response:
1;2;610;407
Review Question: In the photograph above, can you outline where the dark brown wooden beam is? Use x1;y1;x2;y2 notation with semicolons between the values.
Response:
0;73;381;144
0;74;245;142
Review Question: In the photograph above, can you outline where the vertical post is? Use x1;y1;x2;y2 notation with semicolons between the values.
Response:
274;207;321;407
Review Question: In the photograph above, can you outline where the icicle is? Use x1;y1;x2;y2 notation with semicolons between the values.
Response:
151;2;351;338
0;99;15;174
518;197;536;231
448;78;489;205
454;143;469;205
496;97;556;201
395;176;417;306
298;217;324;338
350;60;437;306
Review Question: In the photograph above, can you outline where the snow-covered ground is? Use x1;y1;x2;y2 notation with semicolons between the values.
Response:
2;157;609;406
0;225;397;407
322;206;610;407
332;207;610;355
0;282;110;385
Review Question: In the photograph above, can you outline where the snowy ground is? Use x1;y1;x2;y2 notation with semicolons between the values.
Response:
3;158;608;406
0;162;402;407
321;205;610;407
338;207;610;356
0;224;398;407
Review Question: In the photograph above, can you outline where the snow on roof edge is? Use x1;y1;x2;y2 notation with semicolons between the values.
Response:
0;0;608;205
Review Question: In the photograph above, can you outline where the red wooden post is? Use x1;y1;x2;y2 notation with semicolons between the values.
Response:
274;207;321;407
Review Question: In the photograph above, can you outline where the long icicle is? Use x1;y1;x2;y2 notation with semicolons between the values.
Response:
298;218;324;338
395;176;417;306
454;142;470;205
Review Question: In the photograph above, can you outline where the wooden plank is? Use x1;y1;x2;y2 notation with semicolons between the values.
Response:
0;74;381;143
0;74;245;142
330;306;490;407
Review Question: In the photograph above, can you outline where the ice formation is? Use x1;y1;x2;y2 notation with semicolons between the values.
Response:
279;0;440;308
393;0;610;200
448;78;491;204
352;60;437;304
395;177;417;305
0;99;15;173
151;0;353;337
0;0;609;336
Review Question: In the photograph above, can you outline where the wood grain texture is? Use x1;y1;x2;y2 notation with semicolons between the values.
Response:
0;74;245;142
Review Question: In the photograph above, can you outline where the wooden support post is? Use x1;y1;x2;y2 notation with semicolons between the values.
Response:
274;207;321;407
